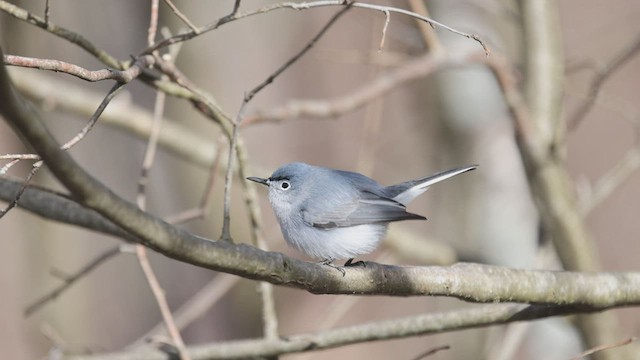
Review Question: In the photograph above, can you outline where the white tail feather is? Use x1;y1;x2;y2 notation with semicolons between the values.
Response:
392;165;476;205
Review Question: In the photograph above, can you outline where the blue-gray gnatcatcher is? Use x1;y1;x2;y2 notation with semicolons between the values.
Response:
248;162;476;270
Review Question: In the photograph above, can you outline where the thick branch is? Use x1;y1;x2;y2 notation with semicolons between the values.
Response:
0;178;133;241
63;303;626;360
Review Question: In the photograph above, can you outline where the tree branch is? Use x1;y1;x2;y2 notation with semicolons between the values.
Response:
62;303;627;360
3;54;154;83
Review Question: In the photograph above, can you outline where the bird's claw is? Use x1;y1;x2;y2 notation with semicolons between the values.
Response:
320;259;346;276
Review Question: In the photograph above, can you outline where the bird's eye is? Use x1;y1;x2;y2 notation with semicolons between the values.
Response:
280;181;290;190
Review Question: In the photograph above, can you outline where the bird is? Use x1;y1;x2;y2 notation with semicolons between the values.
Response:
248;162;476;272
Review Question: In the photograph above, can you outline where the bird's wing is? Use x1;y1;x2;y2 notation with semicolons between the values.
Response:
301;191;425;229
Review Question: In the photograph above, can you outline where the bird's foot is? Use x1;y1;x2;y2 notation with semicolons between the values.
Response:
320;259;346;276
344;258;366;267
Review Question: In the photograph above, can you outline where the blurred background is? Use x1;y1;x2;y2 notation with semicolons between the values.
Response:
1;0;639;359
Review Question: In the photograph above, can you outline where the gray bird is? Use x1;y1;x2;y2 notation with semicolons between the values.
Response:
248;162;476;269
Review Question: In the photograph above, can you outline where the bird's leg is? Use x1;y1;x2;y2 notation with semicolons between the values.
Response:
344;258;366;267
320;258;346;276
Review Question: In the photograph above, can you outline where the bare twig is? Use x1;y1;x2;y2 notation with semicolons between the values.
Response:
135;245;191;360
245;51;474;125
3;54;154;82
0;159;20;175
407;0;443;53
570;337;637;360
568;34;640;130
62;83;125;150
219;101;246;242
164;137;225;225
148;0;160;46
248;3;353;102
580;143;640;215
409;345;451;360
44;0;51;24
130;274;239;347
0;160;41;218
0;154;40;161
136;87;166;210
24;245;122;316
378;10;390;51
162;0;199;33
142;1;489;56
134;12;190;357
231;0;241;14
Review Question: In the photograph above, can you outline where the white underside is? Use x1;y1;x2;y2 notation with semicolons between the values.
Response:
280;222;388;261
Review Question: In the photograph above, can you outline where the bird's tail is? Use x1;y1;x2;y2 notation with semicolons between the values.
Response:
385;165;477;205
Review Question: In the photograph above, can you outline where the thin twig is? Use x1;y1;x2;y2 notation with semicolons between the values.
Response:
135;12;190;357
62;83;125;150
148;0;160;46
164;137;225;225
134;245;191;360
24;245;122;316
44;0;51;24
142;1;489;56
247;2;354;102
231;0;241;14
407;0;443;53
378;10;390;51
570;337;637;360
0;154;40;161
245;50;474;125
0;159;20;175
0;160;41;219
162;0;199;33
409;345;451;360
580;142;640;215
129;274;239;347
2;54;153;82
219;102;246;242
136;88;166;210
568;34;640;130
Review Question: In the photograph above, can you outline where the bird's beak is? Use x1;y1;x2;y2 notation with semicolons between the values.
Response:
247;177;269;186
